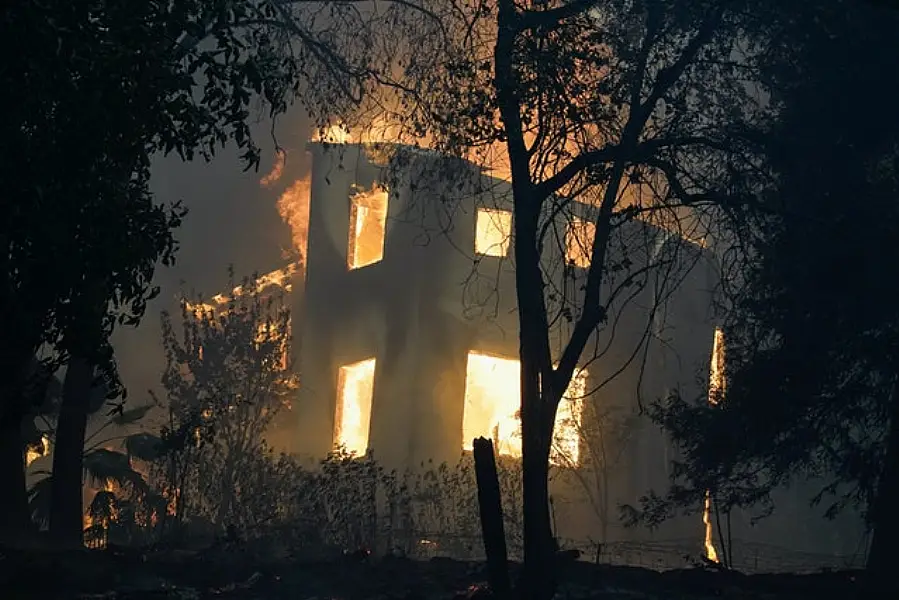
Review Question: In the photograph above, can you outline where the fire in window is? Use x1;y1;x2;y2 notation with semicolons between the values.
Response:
461;351;587;466
348;186;388;269
565;217;596;268
475;208;512;257
334;358;376;455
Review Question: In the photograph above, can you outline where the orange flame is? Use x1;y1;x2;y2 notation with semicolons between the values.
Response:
277;178;312;270
461;352;586;466
183;264;298;315
335;358;377;455
347;185;389;269
25;434;50;467
702;327;726;563
311;116;407;147
709;328;725;406
703;491;719;563
313;123;352;144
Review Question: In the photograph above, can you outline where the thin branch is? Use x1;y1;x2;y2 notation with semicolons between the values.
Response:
639;7;725;116
517;0;602;32
535;145;619;199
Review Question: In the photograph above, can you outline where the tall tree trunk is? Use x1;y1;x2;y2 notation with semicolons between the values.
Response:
513;197;559;600
0;422;29;545
49;357;94;547
0;346;39;545
866;370;899;593
215;461;235;531
519;383;558;600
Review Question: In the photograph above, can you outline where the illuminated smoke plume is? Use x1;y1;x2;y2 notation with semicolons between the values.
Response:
260;150;286;187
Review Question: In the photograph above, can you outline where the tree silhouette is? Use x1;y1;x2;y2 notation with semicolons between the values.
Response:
321;1;768;595
0;1;383;545
641;0;899;589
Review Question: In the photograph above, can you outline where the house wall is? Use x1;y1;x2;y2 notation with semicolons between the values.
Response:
293;142;867;563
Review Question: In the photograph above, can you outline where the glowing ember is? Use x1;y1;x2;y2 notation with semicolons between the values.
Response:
260;149;286;186
334;358;376;455
25;434;50;467
348;185;389;269
702;327;726;563
164;487;180;516
475;208;512;257
461;352;586;466
277;178;312;271
565;217;596;268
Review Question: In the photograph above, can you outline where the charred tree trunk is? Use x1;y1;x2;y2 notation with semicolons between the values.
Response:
49;357;94;547
519;391;557;600
866;370;899;593
473;437;511;599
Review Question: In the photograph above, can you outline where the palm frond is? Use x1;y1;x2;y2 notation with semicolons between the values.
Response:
110;403;154;426
83;448;149;496
125;432;164;461
27;476;53;529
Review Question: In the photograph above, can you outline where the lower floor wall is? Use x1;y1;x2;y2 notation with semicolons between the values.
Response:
292;310;866;571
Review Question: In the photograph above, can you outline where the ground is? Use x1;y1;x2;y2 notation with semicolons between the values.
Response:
0;546;862;600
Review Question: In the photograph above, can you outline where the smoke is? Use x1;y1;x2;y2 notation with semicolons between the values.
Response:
112;110;311;400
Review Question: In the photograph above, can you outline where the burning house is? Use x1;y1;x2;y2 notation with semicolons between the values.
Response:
291;141;719;548
191;139;865;567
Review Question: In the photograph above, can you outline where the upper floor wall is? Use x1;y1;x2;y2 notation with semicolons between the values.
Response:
304;141;720;361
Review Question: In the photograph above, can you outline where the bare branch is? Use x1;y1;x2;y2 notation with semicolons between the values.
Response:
535;145;619;199
517;0;602;32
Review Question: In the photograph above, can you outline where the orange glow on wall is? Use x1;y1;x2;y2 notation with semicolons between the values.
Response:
565;217;596;268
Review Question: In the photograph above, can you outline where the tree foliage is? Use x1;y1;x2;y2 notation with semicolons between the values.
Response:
318;1;770;595
0;0;381;419
635;0;899;577
26;389;163;535
1;0;386;541
153;272;296;529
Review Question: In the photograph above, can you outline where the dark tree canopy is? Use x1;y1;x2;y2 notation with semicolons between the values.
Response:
640;0;899;580
0;0;364;418
0;0;383;543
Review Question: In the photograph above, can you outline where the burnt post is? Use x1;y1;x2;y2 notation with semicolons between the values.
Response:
473;436;511;598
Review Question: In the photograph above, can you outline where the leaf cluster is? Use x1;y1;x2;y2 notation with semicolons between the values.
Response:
634;0;899;528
